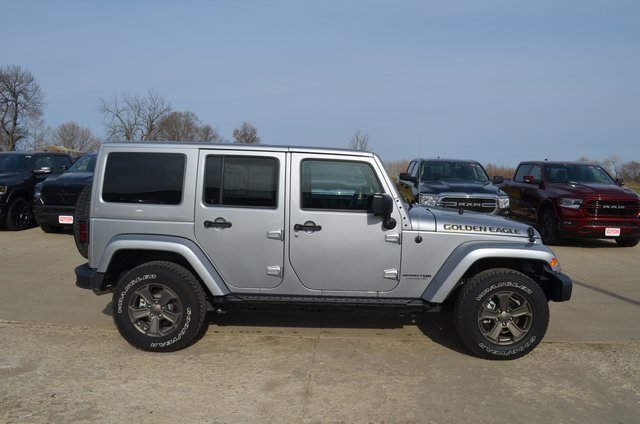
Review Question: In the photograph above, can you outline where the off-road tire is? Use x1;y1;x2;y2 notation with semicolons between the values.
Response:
539;209;561;245
112;261;208;352
615;238;639;247
5;197;32;231
73;185;91;258
454;268;549;360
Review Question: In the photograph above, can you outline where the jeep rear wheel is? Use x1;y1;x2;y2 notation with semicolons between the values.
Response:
454;268;549;360
5;197;32;231
112;261;208;352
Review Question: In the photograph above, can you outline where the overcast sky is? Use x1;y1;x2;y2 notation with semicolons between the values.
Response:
4;0;639;166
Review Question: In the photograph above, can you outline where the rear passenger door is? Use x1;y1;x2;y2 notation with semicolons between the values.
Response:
195;150;286;289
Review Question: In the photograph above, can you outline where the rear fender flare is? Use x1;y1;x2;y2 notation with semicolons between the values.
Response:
97;235;229;296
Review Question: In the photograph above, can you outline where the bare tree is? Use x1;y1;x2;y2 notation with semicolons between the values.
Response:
26;117;51;151
232;121;261;144
620;161;640;183
156;111;223;142
0;65;45;151
349;129;372;151
51;122;101;153
601;155;623;177
99;90;170;141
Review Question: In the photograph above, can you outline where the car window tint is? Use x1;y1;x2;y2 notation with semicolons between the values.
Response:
514;165;532;182
301;160;382;211
530;165;542;182
102;153;185;205
203;156;278;208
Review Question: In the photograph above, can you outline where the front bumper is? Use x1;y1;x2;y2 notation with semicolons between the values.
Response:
557;217;640;239
75;263;107;293
541;268;572;302
34;204;75;227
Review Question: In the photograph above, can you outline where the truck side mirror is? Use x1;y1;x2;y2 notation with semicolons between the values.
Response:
399;173;418;185
372;194;397;230
523;175;536;184
492;176;504;184
615;178;624;186
33;167;52;176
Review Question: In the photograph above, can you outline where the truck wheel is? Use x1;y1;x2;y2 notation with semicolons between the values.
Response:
73;185;91;258
112;261;208;352
5;197;32;231
539;209;560;245
615;238;639;247
454;268;549;360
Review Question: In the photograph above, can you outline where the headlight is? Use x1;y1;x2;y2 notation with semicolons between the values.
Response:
559;198;582;209
419;194;438;207
498;197;510;209
0;185;7;195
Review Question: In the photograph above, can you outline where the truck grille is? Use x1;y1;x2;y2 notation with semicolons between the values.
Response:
584;200;639;217
41;186;84;206
439;197;497;213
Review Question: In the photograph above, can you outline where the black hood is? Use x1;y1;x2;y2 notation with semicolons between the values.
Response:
42;171;93;187
419;179;506;196
0;172;26;185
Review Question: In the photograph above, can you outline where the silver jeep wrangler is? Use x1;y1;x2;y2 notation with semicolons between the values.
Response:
75;142;572;359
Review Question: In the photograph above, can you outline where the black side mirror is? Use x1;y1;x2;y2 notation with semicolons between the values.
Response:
372;194;397;230
492;176;504;184
33;167;52;176
399;173;418;184
615;178;624;186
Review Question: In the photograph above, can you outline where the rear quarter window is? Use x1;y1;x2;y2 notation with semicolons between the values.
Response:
102;152;186;205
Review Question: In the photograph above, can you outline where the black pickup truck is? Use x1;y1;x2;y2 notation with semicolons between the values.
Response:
34;153;96;232
0;151;72;230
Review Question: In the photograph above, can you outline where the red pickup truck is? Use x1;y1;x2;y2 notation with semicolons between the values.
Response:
498;161;640;246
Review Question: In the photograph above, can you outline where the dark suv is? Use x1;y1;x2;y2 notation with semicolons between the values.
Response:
0;151;72;230
499;161;640;246
34;153;96;233
397;158;509;215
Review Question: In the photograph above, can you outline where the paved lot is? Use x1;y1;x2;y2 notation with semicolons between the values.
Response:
1;228;639;423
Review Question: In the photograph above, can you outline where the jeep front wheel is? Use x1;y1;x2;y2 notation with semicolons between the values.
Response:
112;261;208;352
454;268;549;360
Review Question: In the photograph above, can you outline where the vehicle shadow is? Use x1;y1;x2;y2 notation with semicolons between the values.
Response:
102;301;470;356
204;307;469;356
556;238;619;248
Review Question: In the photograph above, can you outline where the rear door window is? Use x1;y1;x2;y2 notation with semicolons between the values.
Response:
102;152;185;205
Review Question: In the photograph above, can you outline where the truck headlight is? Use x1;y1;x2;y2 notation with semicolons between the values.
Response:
419;194;438;207
0;185;7;195
559;198;582;209
498;197;510;209
34;183;43;204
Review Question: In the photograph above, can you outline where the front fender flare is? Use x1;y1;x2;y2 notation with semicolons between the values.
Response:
422;241;558;303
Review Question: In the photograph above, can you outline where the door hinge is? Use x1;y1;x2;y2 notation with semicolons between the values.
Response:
267;229;284;241
385;233;401;244
384;269;399;280
267;266;283;277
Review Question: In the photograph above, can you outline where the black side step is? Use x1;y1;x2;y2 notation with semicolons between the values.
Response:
210;294;438;313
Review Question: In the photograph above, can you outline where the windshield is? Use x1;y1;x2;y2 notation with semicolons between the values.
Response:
67;154;96;173
545;164;615;184
0;154;30;173
420;161;490;183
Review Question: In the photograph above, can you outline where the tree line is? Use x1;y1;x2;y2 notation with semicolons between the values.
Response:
0;65;261;153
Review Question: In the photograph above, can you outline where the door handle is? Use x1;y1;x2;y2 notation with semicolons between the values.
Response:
204;219;232;229
294;223;322;232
